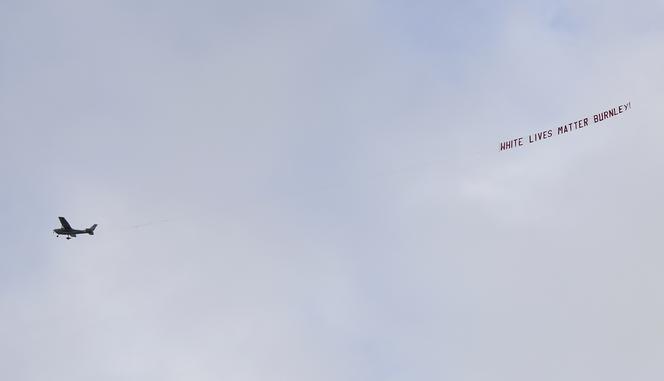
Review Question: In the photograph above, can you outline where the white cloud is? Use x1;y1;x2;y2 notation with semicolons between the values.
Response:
1;1;663;380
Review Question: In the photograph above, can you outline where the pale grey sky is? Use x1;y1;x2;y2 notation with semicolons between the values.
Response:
1;1;664;380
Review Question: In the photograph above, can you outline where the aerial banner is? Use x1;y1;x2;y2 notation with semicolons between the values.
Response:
499;102;632;152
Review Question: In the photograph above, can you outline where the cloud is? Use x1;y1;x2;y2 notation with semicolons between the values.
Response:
1;1;664;380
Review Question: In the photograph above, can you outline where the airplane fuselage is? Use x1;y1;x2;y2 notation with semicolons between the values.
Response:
53;228;88;237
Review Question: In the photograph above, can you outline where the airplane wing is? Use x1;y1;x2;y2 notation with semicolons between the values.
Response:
58;217;73;230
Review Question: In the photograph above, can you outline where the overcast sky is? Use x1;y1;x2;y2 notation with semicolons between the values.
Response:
2;1;664;380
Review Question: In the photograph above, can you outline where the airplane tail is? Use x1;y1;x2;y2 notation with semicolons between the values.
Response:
86;224;98;235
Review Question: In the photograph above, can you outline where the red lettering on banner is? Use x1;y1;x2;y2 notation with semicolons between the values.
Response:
499;101;631;152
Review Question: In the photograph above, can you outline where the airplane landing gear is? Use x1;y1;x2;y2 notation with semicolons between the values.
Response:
66;237;71;240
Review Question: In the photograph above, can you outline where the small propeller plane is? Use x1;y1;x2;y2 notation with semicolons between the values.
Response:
53;217;97;240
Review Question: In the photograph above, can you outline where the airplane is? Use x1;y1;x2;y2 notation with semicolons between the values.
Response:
53;217;97;240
